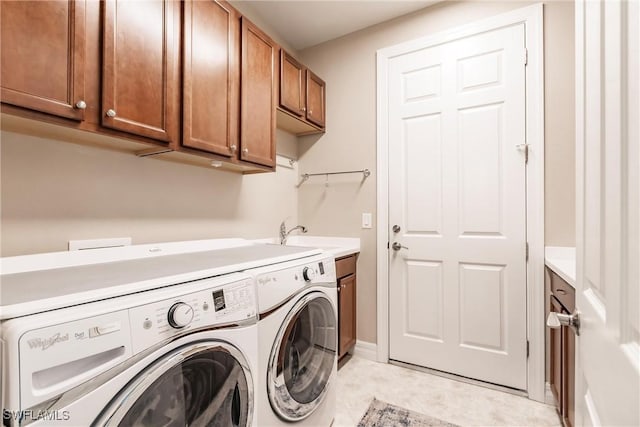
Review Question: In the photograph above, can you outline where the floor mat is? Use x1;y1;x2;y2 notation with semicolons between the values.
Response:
358;398;460;427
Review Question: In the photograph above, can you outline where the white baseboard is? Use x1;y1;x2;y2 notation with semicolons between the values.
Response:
544;382;555;406
352;340;378;361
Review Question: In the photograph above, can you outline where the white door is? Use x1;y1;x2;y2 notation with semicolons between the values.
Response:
388;23;528;389
575;0;640;425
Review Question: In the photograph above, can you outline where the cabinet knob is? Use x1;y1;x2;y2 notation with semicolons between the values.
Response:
106;109;117;118
242;148;249;154
309;109;313;115
301;107;306;112
75;100;87;110
230;144;237;153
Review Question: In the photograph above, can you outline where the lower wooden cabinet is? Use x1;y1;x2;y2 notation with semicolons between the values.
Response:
547;269;576;427
336;253;358;359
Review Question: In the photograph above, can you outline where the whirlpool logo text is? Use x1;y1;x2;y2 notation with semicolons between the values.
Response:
26;332;69;351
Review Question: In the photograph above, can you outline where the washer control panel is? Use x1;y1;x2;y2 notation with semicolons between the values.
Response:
129;278;256;354
255;256;336;312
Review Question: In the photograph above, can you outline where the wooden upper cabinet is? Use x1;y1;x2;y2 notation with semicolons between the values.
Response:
182;0;239;157
1;0;86;120
279;50;305;117
240;17;276;168
306;70;326;128
101;0;180;144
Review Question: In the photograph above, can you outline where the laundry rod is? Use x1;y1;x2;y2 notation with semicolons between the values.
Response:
299;169;371;184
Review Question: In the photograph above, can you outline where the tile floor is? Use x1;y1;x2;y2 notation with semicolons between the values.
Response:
335;356;561;427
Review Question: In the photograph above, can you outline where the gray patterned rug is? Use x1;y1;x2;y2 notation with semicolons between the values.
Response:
358;398;459;427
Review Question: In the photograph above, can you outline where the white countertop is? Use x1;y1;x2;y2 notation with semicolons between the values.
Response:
253;235;360;259
545;246;576;288
0;240;321;320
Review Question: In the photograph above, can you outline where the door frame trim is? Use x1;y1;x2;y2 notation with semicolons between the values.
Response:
375;3;545;402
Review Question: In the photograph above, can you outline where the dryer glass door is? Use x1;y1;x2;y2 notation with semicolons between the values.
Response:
268;291;337;421
97;341;253;427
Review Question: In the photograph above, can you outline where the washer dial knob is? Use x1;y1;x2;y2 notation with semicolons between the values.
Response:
302;266;316;282
168;302;194;329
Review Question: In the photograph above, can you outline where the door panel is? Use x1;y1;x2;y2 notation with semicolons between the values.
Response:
279;50;305;116
404;261;443;341
305;70;325;127
102;0;179;143
339;274;356;357
182;0;239;156
550;297;563;408
404;115;442;234
388;24;527;389
575;1;640;426
240;18;275;167
1;0;86;120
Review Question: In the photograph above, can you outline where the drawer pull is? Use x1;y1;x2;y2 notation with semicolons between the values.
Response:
556;289;567;295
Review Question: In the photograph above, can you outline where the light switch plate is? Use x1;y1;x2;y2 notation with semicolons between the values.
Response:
362;213;372;229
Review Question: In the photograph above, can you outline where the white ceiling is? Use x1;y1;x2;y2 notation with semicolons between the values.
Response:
233;1;438;51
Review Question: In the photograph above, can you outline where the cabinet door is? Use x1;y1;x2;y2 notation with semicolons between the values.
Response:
563;314;575;427
279;50;305;117
549;296;563;411
240;18;276;167
102;0;180;143
1;0;86;120
305;70;325;128
183;0;239;156
338;274;357;358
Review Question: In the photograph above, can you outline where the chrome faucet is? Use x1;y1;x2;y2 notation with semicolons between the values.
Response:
279;221;308;245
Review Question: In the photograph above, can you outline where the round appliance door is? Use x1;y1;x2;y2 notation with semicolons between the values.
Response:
268;291;337;422
96;340;253;427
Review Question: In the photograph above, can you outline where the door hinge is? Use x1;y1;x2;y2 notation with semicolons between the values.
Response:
387;241;390;249
526;340;530;358
524;48;528;66
526;242;529;261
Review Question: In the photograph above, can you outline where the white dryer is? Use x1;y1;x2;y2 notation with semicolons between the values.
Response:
1;273;259;427
248;254;338;427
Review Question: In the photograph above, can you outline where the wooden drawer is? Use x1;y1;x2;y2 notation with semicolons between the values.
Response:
335;254;357;279
549;269;575;312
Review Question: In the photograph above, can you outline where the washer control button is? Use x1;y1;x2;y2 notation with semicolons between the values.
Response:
167;302;194;329
302;267;316;282
143;319;152;330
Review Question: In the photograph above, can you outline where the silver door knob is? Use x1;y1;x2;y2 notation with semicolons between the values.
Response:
546;311;580;335
75;100;87;110
106;109;116;117
230;144;237;153
391;242;408;251
392;225;401;233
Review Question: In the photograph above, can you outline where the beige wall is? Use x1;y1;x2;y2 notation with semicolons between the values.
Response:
298;1;576;344
0;129;299;256
0;3;302;257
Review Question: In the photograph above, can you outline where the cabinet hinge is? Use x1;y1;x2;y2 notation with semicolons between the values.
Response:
526;242;529;262
387;241;390;250
524;48;528;66
526;340;530;358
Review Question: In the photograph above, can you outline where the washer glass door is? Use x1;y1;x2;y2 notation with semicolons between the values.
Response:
97;341;253;427
268;291;337;421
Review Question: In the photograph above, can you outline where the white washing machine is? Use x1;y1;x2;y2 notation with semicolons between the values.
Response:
248;254;338;427
1;272;260;427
